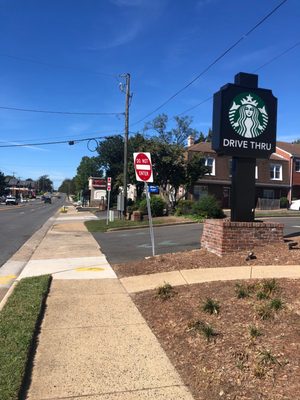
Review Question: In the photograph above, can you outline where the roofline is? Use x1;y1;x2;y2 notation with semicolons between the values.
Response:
276;146;292;157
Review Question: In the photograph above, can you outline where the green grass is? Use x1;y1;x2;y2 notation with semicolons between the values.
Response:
0;275;51;400
85;216;193;232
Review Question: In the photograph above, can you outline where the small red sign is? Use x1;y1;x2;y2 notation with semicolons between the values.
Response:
134;152;153;182
107;177;111;192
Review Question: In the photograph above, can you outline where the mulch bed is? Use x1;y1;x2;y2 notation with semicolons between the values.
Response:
112;237;300;279
132;279;300;400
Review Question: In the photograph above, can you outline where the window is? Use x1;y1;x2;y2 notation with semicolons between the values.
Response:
295;159;300;172
263;189;274;199
270;164;282;180
193;185;208;201
205;157;215;175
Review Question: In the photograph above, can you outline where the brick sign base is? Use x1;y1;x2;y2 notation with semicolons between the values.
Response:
201;219;284;257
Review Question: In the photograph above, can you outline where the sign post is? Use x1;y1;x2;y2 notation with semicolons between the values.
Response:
106;177;111;225
133;152;155;256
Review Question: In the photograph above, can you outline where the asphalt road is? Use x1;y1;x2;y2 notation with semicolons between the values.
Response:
94;223;203;264
0;196;65;268
92;216;300;264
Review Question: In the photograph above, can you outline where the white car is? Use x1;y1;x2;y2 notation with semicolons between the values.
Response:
5;196;18;205
289;199;300;211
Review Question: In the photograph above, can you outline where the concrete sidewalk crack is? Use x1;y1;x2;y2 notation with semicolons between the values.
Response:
37;383;191;400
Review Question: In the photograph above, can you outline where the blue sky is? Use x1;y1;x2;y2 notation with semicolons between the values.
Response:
0;0;299;188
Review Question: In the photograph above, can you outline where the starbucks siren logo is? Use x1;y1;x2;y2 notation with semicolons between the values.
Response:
229;92;268;138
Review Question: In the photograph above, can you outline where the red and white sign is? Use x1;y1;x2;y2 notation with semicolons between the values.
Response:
107;177;111;192
133;152;153;182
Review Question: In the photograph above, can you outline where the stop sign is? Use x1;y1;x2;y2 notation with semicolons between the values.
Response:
133;152;153;182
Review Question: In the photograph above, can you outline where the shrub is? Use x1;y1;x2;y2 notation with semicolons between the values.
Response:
202;298;220;315
175;200;194;216
280;197;289;208
139;196;166;217
156;283;176;300
192;194;225;219
188;320;217;342
249;325;262;339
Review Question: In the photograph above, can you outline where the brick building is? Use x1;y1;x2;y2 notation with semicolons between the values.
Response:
276;141;300;202
187;141;290;208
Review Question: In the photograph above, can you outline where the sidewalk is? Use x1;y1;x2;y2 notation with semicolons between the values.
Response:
12;206;300;399
19;206;194;400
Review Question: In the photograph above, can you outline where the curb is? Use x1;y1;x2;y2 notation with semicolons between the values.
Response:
106;220;198;232
0;206;61;311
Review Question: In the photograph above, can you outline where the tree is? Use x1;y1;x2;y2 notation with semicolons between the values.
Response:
37;175;53;193
0;171;5;195
144;114;198;145
58;178;76;195
74;156;102;192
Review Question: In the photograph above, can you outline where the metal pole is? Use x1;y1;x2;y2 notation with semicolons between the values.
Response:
145;182;155;256
123;73;130;218
106;190;111;225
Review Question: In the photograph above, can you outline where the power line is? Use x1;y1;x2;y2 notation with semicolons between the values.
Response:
254;40;300;72
131;0;288;127
177;38;299;117
0;135;110;148
0;105;124;116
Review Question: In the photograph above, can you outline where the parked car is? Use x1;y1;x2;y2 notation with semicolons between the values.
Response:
289;199;300;211
44;197;52;204
5;196;18;205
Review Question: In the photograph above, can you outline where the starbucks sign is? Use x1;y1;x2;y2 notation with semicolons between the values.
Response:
212;75;277;158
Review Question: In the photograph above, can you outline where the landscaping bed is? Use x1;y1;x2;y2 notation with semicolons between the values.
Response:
132;278;300;400
112;237;300;278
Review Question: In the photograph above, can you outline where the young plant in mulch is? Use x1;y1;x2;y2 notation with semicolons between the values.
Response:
156;282;176;301
249;325;262;339
188;320;218;343
235;282;256;299
256;278;279;300
269;298;284;311
202;297;220;315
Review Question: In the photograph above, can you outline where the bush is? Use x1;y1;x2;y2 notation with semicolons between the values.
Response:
280;197;289;208
175;200;194;215
192;194;225;219
139;196;166;217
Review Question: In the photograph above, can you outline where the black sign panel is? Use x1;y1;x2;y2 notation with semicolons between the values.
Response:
212;81;277;158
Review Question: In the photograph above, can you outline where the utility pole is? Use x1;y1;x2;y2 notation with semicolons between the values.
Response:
122;73;131;217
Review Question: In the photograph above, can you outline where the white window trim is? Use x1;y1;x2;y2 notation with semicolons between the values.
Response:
205;157;215;176
255;165;258;180
295;159;300;172
270;164;282;181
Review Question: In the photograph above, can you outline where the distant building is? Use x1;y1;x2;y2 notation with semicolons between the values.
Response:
5;177;36;198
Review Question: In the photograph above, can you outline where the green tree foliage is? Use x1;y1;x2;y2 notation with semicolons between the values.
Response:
97;135;124;179
58;178;76;195
37;175;53;193
74;156;102;192
0;171;5;195
145;114;198;145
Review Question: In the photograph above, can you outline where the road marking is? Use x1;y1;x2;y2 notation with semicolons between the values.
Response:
137;244;152;248
75;267;105;272
0;275;16;285
159;240;178;246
